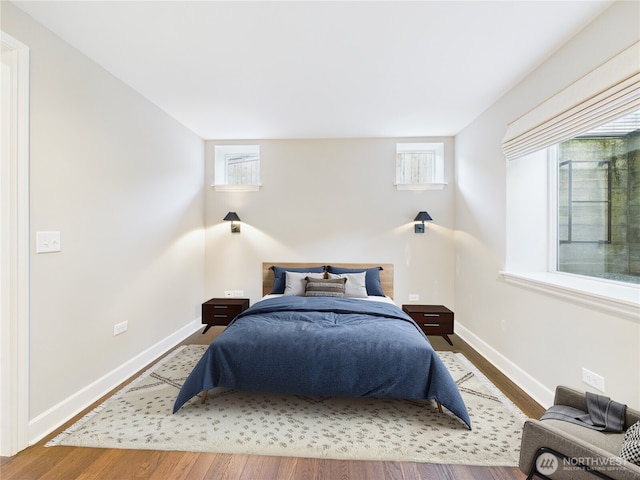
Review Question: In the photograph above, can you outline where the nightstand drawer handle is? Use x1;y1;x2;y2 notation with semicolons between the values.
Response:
213;314;229;318
423;323;441;327
422;313;440;317
213;306;228;309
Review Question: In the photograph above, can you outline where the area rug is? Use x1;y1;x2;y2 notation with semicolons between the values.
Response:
47;345;528;465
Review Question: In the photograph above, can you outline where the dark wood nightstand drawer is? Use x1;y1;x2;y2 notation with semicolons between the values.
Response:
415;314;453;334
202;298;249;333
402;305;454;345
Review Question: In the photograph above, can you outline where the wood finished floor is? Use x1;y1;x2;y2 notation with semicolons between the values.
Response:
1;329;544;480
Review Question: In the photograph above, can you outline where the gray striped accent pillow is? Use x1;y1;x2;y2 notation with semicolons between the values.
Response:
304;277;347;297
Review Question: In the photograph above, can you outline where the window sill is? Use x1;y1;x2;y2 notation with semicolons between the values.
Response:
213;184;261;192
395;183;447;191
501;271;639;320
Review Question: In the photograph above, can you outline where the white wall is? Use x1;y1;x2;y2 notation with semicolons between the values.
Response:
1;3;206;442
455;0;640;409
204;138;456;307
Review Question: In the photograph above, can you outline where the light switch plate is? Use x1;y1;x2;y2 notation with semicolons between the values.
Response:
36;231;61;253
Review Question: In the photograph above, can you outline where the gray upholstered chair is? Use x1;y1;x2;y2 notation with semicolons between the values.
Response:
519;386;640;480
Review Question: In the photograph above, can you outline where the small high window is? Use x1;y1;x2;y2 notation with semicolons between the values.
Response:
395;142;445;190
214;145;261;191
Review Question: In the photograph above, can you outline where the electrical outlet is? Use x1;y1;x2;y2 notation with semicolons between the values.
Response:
113;321;128;336
408;294;419;301
224;290;233;297
582;368;605;392
233;290;244;297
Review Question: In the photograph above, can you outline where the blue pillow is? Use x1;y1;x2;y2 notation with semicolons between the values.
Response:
326;266;385;296
270;265;325;294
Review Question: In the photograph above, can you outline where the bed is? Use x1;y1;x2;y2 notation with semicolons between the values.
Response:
173;263;471;429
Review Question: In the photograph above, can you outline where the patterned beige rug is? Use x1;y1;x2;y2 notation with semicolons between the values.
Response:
47;345;527;465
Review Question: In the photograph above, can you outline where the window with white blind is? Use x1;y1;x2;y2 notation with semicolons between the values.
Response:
502;42;639;316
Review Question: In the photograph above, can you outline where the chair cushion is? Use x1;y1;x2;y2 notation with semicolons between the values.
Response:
542;418;626;456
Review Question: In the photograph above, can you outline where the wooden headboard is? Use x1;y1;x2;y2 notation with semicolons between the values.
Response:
262;262;394;299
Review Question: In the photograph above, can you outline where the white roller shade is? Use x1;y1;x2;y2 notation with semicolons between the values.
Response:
503;41;640;160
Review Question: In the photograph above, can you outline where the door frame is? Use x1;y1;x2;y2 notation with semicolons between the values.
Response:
1;31;30;457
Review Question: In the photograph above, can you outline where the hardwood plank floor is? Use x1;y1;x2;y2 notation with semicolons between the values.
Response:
1;328;542;479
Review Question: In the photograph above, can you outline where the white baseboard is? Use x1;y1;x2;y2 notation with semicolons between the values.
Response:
455;323;554;410
27;318;202;445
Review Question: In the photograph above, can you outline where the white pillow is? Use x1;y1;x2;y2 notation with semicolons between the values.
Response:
283;271;325;296
620;421;640;466
327;272;368;298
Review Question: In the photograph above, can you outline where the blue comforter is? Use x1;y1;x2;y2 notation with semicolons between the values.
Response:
173;296;471;429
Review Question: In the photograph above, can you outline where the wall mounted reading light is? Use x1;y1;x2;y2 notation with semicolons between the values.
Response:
223;211;241;233
414;211;433;233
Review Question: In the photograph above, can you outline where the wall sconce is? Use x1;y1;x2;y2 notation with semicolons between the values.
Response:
414;211;432;233
223;212;241;233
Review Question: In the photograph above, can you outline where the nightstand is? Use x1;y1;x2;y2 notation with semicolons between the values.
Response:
201;298;249;334
402;304;454;345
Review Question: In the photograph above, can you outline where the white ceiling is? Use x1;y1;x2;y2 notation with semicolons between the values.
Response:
13;0;613;139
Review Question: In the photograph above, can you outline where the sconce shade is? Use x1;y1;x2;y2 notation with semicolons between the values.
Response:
414;211;433;222
223;212;241;222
